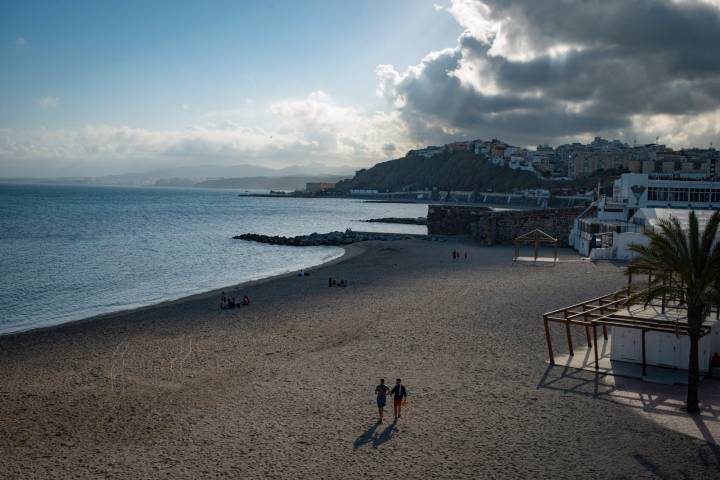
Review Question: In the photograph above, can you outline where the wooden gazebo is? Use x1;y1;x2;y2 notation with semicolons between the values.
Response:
513;229;558;264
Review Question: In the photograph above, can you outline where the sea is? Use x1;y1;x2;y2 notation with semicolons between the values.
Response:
0;184;427;335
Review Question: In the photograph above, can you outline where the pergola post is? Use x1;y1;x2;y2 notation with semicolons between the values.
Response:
582;304;592;347
563;310;574;356
543;315;555;364
661;276;666;314
593;324;599;370
641;329;647;376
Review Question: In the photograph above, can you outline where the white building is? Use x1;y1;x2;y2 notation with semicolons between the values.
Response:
349;189;380;195
409;146;444;158
612;173;720;212
569;173;720;259
611;306;720;372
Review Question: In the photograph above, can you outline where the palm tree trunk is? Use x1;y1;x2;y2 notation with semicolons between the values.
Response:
686;305;702;414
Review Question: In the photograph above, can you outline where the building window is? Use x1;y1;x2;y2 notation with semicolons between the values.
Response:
712;189;720;203
648;187;658;201
689;188;710;203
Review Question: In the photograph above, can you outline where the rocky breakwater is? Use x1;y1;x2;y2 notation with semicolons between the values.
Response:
361;217;427;225
233;231;419;246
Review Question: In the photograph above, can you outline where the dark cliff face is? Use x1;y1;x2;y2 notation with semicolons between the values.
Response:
336;151;541;193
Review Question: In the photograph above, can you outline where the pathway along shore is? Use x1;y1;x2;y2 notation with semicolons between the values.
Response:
0;240;718;478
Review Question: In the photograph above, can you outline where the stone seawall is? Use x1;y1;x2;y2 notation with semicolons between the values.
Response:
426;205;492;235
427;205;584;246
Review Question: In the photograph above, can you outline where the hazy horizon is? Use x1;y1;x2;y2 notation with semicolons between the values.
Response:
3;0;720;177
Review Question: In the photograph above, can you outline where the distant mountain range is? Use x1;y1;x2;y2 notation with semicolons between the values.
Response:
172;175;347;191
0;163;355;189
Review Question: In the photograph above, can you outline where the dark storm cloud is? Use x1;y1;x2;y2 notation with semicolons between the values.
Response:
379;0;720;146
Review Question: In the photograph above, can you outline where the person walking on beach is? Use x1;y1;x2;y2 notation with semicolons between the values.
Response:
375;379;390;423
389;378;407;421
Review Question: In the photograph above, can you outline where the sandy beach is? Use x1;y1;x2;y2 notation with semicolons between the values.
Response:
1;239;719;479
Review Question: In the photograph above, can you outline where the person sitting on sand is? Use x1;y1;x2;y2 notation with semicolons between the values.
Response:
338;279;347;287
220;291;227;309
375;379;390;423
242;295;250;306
389;378;407;421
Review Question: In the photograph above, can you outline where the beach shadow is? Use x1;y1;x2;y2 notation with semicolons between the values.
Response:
372;423;397;448
633;452;675;480
537;364;720;446
353;422;379;449
353;422;397;449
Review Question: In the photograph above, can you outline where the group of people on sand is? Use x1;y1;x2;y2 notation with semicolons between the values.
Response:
328;277;348;287
452;249;467;260
220;291;250;310
374;378;408;423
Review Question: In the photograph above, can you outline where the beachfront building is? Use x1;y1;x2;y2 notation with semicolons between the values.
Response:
349;189;380;195
569;173;720;259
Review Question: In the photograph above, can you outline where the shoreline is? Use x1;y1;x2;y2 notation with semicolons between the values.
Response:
0;244;363;340
2;239;719;478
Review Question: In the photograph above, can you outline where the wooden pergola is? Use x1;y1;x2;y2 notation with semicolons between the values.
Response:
542;273;719;374
513;228;558;264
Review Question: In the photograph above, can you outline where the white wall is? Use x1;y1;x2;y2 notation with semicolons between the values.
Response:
611;320;719;371
611;232;648;260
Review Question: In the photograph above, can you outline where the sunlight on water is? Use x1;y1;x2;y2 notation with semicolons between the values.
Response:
0;184;428;334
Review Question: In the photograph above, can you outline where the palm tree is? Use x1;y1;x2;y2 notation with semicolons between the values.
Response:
627;210;720;413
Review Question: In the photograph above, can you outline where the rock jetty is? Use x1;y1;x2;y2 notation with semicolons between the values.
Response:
361;217;427;225
233;231;419;246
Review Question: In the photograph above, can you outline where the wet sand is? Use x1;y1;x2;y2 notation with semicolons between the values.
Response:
1;239;719;479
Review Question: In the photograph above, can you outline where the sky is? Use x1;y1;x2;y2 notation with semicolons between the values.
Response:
2;0;720;177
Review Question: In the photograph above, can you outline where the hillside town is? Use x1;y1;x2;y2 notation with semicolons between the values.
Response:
408;137;720;181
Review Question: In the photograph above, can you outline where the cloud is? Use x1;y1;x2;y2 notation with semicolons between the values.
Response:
14;37;26;46
377;0;720;147
0;92;413;177
37;96;59;109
